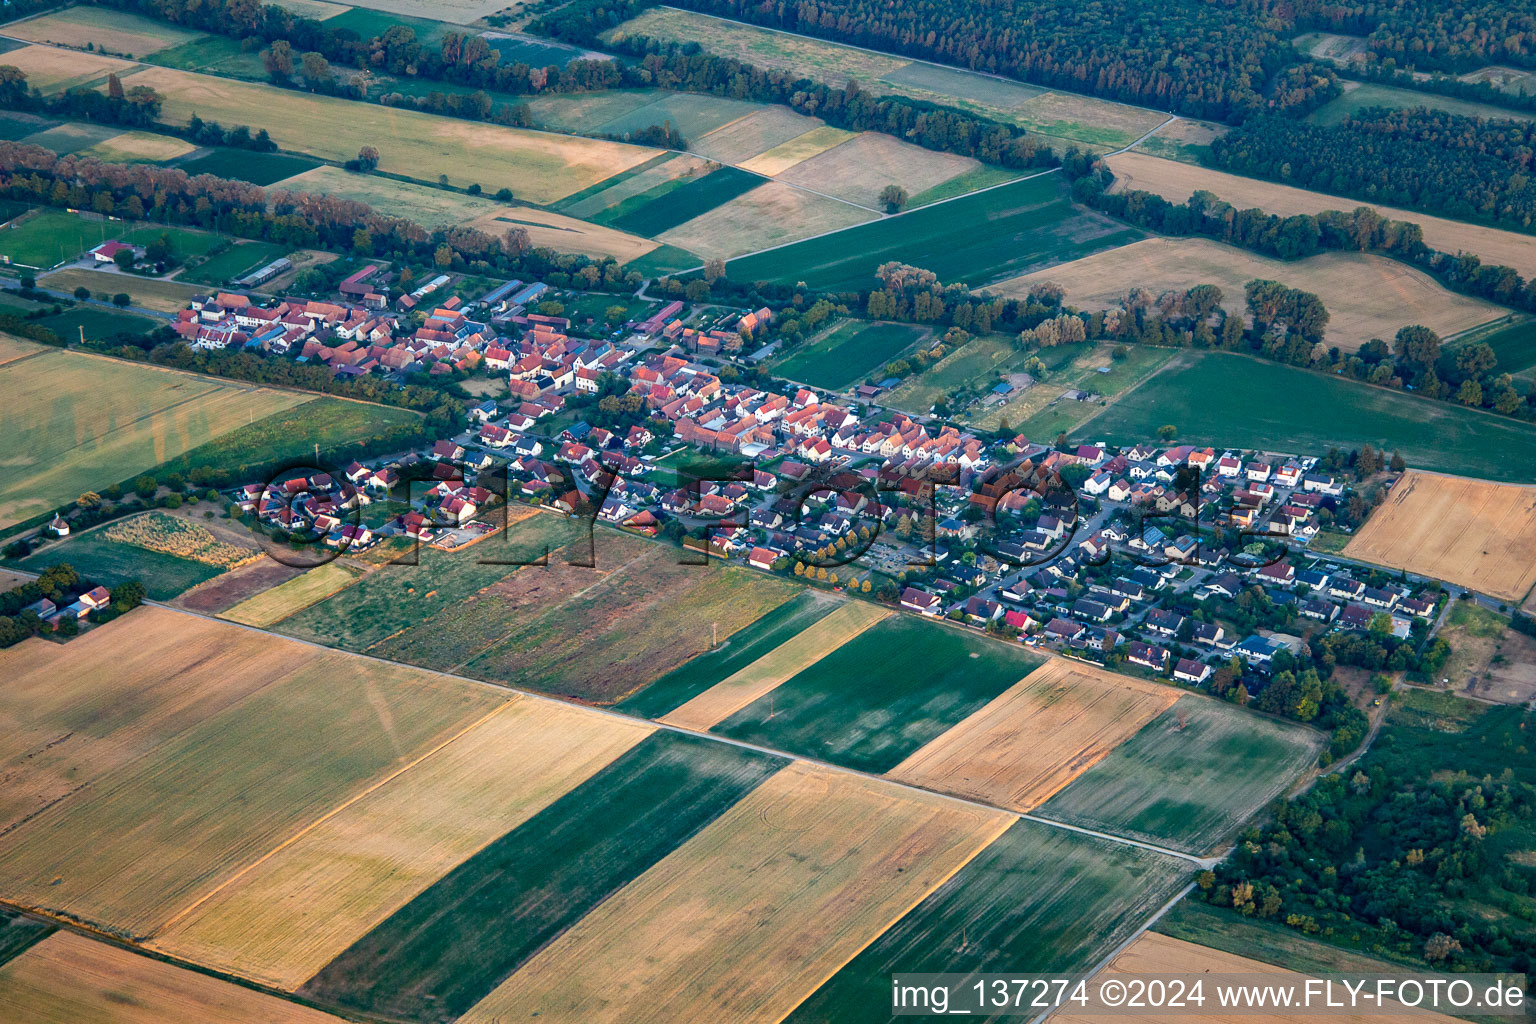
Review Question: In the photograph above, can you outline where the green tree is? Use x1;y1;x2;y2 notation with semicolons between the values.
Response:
878;184;908;212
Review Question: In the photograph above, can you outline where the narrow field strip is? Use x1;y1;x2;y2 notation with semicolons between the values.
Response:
460;761;1014;1024
886;658;1179;812
152;699;653;990
219;562;362;628
660;601;891;730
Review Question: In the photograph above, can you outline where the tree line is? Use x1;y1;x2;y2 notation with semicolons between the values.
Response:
1208;109;1536;235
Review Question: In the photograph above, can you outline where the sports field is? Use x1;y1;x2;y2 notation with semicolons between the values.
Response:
997;237;1506;352
83;128;196;163
887;659;1180;813
726;173;1143;289
691;106;827;165
1079;350;1536;482
39;267;206;311
712;616;1044;773
661;601;891;730
153;698;654;990
220;561;363;627
1344;471;1536;603
615;590;839;718
0;346;309;529
121;64;660;204
776;132;979;207
300;732;785;1022
660;180;878;261
0;208;133;268
0;43;135;94
1107;151;1536;278
772;319;929;390
464;762;1012;1024
1037;696;1325;854
608;8;1166;150
0;610;508;938
4;6;201;56
786;819;1191;1023
0;931;350;1024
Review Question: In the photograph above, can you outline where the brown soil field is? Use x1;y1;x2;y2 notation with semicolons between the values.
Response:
658;181;877;260
996;237;1504;352
739;126;856;176
0;608;508;937
1106;152;1536;279
0;569;33;589
690;106;828;165
0;44;136;94
0;932;350;1024
776;132;978;208
886;658;1179;812
1054;931;1463;1023
467;206;657;263
176;559;305;614
1344;471;1536;602
153;697;653;989
461;761;1014;1024
1454;620;1536;705
660;601;891;730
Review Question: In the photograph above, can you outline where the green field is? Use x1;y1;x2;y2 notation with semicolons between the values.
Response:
773;320;928;390
726;174;1141;289
184;241;291;287
0;909;53;969
484;33;590;68
276;514;577;652
908;165;1022;207
1309;81;1535;125
623;242;699;276
300;732;785;1023
32;305;162;343
18;121;119;156
602;166;765;237
14;523;229;600
1079;350;1536;482
592;90;762;141
149;32;266;78
1038;697;1325;854
1453;316;1536;375
974;342;1177;435
175;149;322;186
712;616;1043;773
0;208;124;268
883;333;1029;415
615;591;837;718
323;7;455;47
787;819;1190;1023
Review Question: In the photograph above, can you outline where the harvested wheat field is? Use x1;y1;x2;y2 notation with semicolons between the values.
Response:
0;44;136;94
1053;931;1463;1024
659;181;877;260
85;129;197;163
660;601;891;730
467;206;658;263
220;561;362;627
776;132;978;208
1107;152;1536;279
887;659;1179;812
462;761;1013;1024
3;7;201;56
1345;471;1536;603
0;932;350;1024
122;65;658;204
0;334;48;366
690;106;827;165
0;608;508;937
153;697;653;989
741;126;858;176
997;238;1504;352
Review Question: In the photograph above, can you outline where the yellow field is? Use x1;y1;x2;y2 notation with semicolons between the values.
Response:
0;932;350;1024
4;7;202;56
741;125;858;176
274;165;502;228
1344;471;1536;603
661;601;891;730
887;659;1179;812
659;181;877;260
997;238;1505;352
0;333;48;366
153;697;653;988
220;561;362;627
463;761;1014;1024
1055;931;1463;1023
121;65;658;204
0;347;309;529
1107;152;1536;278
85;129;197;163
777;131;978;208
0;43;136;93
467;206;658;263
39;267;205;311
691;106;827;165
0;608;509;936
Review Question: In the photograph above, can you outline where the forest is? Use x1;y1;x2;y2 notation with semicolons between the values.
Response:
1208;109;1536;234
1294;0;1536;72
